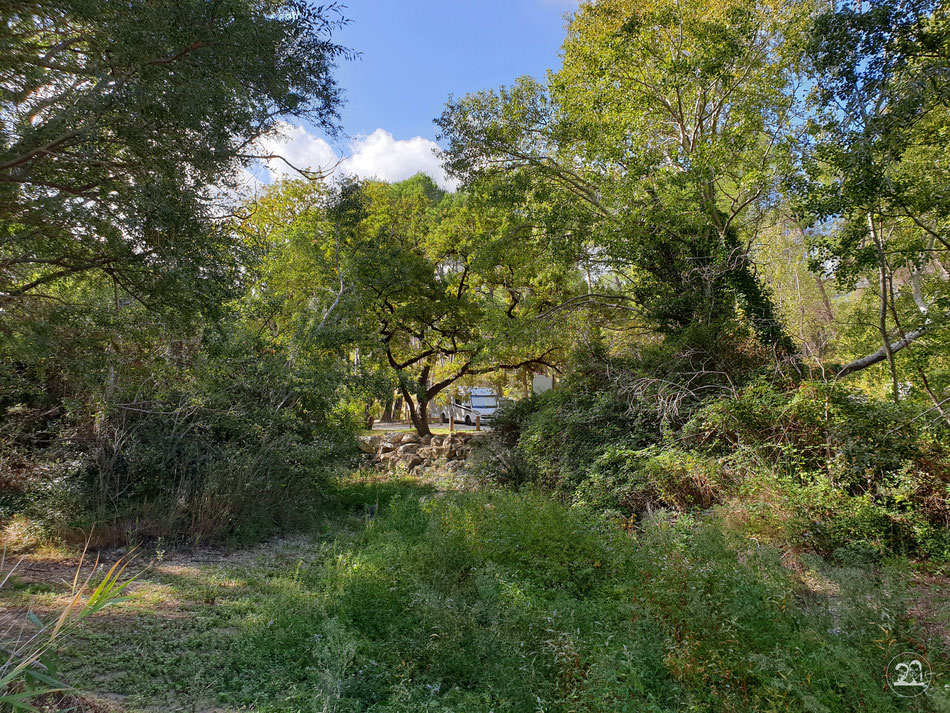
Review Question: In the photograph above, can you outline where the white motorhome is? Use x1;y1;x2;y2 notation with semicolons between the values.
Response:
436;387;505;425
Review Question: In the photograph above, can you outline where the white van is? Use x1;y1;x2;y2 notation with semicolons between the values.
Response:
437;387;504;425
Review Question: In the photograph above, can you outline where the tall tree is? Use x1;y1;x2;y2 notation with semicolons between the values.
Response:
244;175;575;436
438;0;809;350
0;0;349;310
801;0;950;402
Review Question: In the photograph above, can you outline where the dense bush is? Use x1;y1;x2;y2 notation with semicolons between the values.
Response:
0;314;361;547
484;346;950;561
575;445;730;517
688;380;950;560
485;359;660;490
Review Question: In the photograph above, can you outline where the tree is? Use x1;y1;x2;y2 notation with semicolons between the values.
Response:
244;174;576;436
0;0;358;540
438;0;809;351
0;0;350;311
800;0;950;406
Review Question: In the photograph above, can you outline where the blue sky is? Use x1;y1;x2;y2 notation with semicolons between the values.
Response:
254;0;578;190
332;0;577;141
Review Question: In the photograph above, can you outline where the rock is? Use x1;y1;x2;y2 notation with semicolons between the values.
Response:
421;434;433;445
378;454;399;471
401;454;424;470
417;446;439;460
379;442;396;454
358;436;381;454
398;443;420;456
402;433;422;445
431;435;444;447
386;432;406;446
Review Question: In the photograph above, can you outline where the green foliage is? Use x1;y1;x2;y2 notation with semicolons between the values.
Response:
577;445;729;517
0;307;361;546
0;0;357;546
487;360;659;491
802;0;949;235
484;337;950;561
688;380;950;559
481;326;779;501
796;0;950;393
438;0;805;349
58;484;941;712
1;0;349;304
244;175;577;435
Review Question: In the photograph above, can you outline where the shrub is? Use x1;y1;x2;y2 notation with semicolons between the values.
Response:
0;319;361;547
688;380;950;560
486;362;950;561
576;444;730;517
485;361;660;491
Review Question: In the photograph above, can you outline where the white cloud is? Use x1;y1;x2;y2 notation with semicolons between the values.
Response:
344;129;454;190
253;123;457;192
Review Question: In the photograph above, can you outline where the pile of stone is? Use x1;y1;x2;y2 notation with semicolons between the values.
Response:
358;431;481;472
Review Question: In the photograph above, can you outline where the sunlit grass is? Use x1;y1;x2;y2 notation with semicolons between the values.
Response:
25;474;948;712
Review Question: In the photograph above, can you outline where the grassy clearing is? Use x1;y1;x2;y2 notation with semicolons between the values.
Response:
2;472;948;712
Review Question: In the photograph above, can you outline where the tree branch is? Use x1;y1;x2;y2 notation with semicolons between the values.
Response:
835;321;942;379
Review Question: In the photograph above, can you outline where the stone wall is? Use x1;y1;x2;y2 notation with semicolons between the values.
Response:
358;431;481;472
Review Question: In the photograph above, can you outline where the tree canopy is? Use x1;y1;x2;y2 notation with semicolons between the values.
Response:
243;174;577;435
438;0;808;348
1;0;349;311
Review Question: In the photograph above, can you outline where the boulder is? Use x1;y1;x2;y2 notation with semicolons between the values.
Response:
417;446;439;460
397;443;420;456
401;454;424;470
386;432;406;446
379;441;396;455
445;460;467;473
431;435;444;447
358;436;381;454
402;433;422;445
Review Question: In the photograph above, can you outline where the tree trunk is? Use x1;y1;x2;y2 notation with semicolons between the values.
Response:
406;397;431;436
381;396;395;423
870;214;900;402
886;266;950;428
399;386;432;437
362;400;375;430
836;324;932;378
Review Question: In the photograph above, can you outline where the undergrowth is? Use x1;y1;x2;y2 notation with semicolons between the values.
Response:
48;477;947;712
483;360;950;563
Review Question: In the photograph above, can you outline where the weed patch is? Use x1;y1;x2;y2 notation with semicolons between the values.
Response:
26;477;946;712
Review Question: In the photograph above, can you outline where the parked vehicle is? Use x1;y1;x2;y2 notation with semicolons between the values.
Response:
437;387;506;425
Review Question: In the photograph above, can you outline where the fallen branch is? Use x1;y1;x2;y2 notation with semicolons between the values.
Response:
835;321;940;379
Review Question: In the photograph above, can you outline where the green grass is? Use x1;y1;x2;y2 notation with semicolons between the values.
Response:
32;473;950;711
